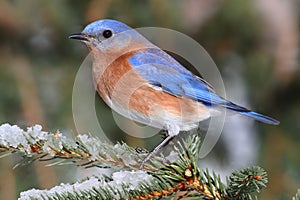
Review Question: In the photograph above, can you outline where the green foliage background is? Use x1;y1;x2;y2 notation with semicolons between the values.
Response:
0;1;299;199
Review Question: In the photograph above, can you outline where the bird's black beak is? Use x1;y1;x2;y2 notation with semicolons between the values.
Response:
69;33;90;42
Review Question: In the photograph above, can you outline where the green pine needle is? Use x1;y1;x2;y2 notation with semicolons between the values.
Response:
226;166;268;199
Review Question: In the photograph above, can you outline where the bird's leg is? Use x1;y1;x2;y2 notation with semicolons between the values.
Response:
139;134;175;169
139;125;179;169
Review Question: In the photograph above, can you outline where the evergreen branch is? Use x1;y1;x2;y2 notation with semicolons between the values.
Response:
0;123;149;170
225;166;268;200
19;171;155;200
0;124;269;200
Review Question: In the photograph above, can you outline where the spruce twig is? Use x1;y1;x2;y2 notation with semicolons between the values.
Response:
0;123;269;200
225;166;268;200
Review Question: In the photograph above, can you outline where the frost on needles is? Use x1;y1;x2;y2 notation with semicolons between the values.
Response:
0;123;273;199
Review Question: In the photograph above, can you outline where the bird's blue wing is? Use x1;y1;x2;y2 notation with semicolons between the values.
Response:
128;48;228;106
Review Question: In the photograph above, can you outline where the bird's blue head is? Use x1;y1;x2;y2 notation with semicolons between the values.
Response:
69;19;147;52
83;19;131;39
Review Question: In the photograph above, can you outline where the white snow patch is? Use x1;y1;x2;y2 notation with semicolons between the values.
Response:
19;171;154;200
0;124;48;154
112;170;153;190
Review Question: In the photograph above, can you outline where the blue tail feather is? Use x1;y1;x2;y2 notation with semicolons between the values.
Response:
220;101;279;125
240;111;279;125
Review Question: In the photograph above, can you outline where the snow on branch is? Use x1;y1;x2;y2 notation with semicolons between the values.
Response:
0;123;150;170
0;123;270;199
19;171;153;200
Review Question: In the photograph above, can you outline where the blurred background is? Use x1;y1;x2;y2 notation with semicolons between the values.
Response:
0;0;299;199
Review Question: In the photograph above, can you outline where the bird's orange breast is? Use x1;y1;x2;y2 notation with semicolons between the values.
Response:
93;51;210;126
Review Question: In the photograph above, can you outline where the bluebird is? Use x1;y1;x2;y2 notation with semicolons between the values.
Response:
69;19;279;168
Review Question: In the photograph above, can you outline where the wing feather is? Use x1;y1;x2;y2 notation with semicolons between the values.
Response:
129;48;227;106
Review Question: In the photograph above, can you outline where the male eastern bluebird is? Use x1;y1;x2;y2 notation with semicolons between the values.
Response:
69;19;279;167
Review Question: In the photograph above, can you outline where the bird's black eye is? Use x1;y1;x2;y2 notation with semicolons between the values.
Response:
102;30;113;38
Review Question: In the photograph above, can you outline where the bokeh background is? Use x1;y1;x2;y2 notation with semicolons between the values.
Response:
0;0;299;199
